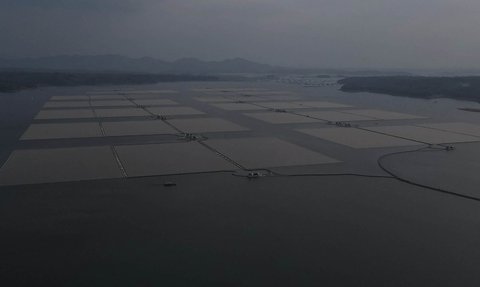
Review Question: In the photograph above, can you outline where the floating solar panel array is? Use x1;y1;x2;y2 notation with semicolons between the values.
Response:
1;88;347;185
4;86;477;187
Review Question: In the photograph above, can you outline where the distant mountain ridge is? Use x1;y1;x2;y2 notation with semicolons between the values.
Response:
0;55;277;74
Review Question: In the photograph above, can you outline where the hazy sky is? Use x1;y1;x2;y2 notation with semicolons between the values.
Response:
1;0;480;69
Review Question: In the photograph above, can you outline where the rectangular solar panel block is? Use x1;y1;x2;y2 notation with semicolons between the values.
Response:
298;127;420;148
211;103;265;111
206;137;338;169
192;88;267;92
191;88;224;92
125;93;178;100
244;112;321;124
90;100;135;107
94;108;150;118
132;99;179;106
293;101;352;108
365;125;480;144
418;122;480;137
35;109;96;120
257;102;311;110
123;90;178;94
21;122;103;140
240;91;295;96
50;96;90;101
115;142;237;176
194;97;233;103
147;107;205;116
43;101;91;108
168;118;249;133
297;111;375;122
228;95;269;102
102;120;177;136
343;109;425;120
0;146;123;186
87;91;123;95
89;95;126;100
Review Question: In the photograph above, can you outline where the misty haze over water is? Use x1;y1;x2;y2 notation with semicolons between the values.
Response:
2;0;480;71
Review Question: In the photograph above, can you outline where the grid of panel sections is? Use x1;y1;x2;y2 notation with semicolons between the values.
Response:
6;86;470;187
2;88;350;186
